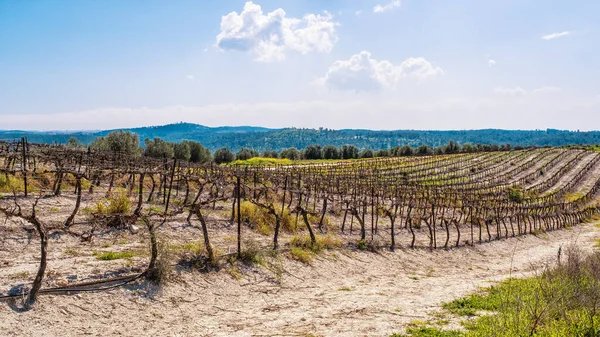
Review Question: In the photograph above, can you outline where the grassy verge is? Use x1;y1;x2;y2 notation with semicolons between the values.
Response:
393;246;600;337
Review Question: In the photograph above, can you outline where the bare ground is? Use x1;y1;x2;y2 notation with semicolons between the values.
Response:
2;216;599;337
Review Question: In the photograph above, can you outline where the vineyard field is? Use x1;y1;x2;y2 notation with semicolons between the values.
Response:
1;141;600;335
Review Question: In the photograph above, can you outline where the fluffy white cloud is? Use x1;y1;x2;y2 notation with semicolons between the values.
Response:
488;59;496;67
494;86;561;96
216;1;338;62
317;51;443;91
542;31;570;40
373;1;401;13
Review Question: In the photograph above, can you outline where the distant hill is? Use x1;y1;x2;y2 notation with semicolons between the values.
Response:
1;123;599;152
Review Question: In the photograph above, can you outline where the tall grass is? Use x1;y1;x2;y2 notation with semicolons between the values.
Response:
443;246;600;336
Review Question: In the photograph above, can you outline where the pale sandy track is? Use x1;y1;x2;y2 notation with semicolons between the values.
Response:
2;219;599;337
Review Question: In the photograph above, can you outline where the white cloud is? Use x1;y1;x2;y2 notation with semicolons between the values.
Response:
494;86;527;96
216;1;338;62
355;10;362;16
542;31;570;40
185;75;195;81
4;94;598;131
373;0;401;13
488;59;496;67
531;86;561;95
494;86;561;96
317;51;443;91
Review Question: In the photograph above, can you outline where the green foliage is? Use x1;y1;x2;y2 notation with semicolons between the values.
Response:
144;137;175;158
290;234;342;253
303;145;323;160
94;191;132;215
236;148;259;161
461;143;475;153
445;248;600;336
288;234;342;265
239;238;265;265
6;124;600;152
376;149;390;157
392;145;414;156
290;246;313;264
173;142;191;161
214;147;235;164
360;149;375;158
508;186;524;203
185;140;212;163
323;145;341;159
341;145;359;159
416;144;433;156
93;250;136;260
280;147;301;160
443;291;501;317
391;327;463;337
261;150;279;158
0;174;24;192
66;136;84;149
238;201;295;234
90;130;141;155
444;140;461;154
230;157;293;166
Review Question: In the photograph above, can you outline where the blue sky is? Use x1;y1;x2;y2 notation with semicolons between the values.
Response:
0;0;598;131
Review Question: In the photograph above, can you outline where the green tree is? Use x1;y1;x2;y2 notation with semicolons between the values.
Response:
144;137;174;158
91;130;141;156
359;149;374;158
323;145;340;159
341;145;359;159
461;143;475;153
444;140;461;154
173;142;191;161
376;149;390;157
214;148;235;164
236;148;258;161
184;140;211;163
261;150;279;158
416;144;433;156
280;148;300;160
303;145;323;160
66;137;84;149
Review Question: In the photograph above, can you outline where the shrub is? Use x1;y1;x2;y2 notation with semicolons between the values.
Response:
213;148;235;164
0;174;24;193
94;190;132;215
239;201;295;235
507;186;523;203
239;238;265;265
290;247;313;264
290;234;342;253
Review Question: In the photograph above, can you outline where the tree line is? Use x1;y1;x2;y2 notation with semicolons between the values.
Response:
72;130;528;165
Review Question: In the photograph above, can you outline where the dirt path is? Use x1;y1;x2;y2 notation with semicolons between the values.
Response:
2;219;599;337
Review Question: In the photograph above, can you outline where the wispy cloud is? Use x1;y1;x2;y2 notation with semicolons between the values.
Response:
355;10;362;16
373;0;401;13
542;31;570;40
494;85;561;96
488;59;496;67
186;75;195;81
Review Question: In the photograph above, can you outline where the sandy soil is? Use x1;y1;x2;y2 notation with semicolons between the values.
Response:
2;214;599;337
